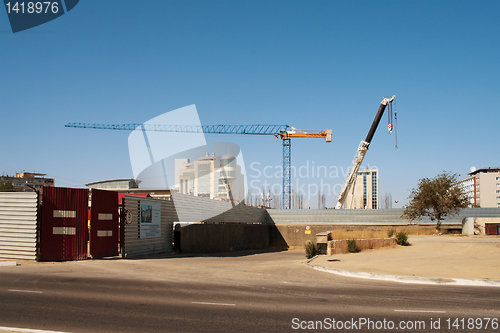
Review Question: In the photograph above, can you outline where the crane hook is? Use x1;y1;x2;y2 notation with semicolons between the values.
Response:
394;109;398;149
387;99;394;135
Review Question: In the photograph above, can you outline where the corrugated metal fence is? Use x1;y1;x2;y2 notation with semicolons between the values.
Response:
89;189;119;258
172;193;266;223
123;196;174;257
265;208;500;225
40;187;89;261
0;192;38;260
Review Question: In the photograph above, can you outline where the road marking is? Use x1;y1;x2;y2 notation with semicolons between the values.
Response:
395;310;446;313
191;301;235;306
8;290;43;294
0;326;69;333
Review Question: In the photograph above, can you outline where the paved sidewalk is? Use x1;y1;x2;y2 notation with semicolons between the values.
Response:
308;235;500;286
0;260;16;267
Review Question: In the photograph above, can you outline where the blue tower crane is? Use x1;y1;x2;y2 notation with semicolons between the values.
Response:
65;122;332;209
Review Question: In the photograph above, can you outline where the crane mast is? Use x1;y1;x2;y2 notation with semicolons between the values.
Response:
335;95;396;209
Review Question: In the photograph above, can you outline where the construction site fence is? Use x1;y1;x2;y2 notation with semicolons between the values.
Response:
123;195;174;257
265;208;500;225
0;192;38;260
171;192;266;224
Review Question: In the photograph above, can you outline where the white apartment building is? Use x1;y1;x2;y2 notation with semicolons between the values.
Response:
454;175;476;207
344;167;379;209
177;153;245;203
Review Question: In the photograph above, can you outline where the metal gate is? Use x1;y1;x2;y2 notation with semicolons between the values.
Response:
40;187;89;261
89;189;118;258
485;223;499;235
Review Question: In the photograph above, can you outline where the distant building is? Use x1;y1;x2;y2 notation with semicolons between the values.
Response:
86;179;140;190
0;172;54;192
177;152;245;203
85;179;171;201
344;167;379;209
455;168;500;208
454;175;476;207
117;188;171;201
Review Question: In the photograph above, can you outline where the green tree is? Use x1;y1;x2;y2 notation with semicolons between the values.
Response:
402;172;469;230
0;180;15;192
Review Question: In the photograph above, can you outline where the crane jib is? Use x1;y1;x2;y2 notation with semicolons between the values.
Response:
365;102;388;144
65;123;289;136
65;121;333;209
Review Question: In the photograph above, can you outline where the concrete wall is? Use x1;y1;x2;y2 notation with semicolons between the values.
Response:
178;223;408;253
462;217;474;235
327;238;397;255
268;224;434;249
463;217;500;235
179;224;271;253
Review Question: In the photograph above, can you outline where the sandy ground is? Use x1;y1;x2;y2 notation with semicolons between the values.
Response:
7;235;500;282
312;235;500;280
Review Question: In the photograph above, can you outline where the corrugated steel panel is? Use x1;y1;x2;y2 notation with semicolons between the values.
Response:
203;204;266;223
265;208;500;225
171;193;266;223
40;187;89;261
266;209;408;225
123;196;174;257
171;193;232;222
90;189;119;258
0;192;38;260
485;223;499;235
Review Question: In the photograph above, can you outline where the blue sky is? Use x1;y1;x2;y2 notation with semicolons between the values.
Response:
1;0;498;208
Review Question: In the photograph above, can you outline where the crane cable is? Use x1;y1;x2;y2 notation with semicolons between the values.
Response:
387;100;393;134
387;98;398;149
394;99;398;149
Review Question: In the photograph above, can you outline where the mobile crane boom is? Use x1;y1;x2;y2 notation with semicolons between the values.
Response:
335;95;396;209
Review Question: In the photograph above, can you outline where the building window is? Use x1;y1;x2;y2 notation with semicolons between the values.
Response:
363;175;367;208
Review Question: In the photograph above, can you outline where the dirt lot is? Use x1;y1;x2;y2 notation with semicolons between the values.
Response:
312;235;500;280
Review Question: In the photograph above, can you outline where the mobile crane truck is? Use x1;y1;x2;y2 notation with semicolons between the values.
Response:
335;95;396;209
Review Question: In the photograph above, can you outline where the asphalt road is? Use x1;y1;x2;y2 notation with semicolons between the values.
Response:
0;251;498;332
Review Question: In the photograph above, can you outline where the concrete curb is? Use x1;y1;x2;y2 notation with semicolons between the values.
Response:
306;258;500;287
0;260;17;267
